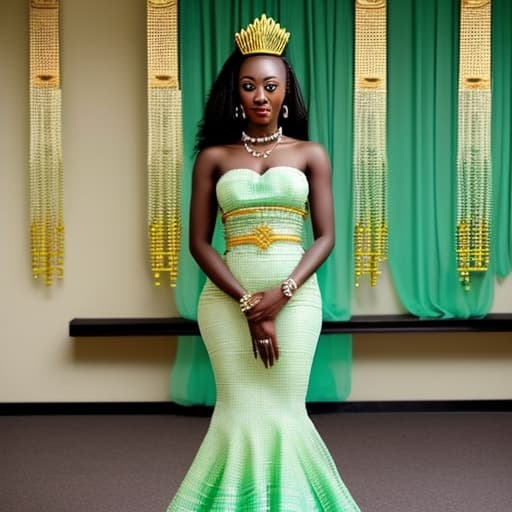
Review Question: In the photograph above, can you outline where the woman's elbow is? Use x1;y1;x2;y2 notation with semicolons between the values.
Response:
325;235;335;254
189;238;204;262
319;231;335;254
313;233;334;256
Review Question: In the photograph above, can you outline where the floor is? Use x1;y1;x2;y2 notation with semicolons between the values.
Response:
2;411;511;511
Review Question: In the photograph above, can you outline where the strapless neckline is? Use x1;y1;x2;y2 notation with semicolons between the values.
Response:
217;166;306;185
216;165;309;216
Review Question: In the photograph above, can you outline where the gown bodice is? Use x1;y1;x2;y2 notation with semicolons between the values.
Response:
216;167;309;250
216;166;309;211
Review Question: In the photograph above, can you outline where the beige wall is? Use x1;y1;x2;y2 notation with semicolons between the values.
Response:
1;0;511;403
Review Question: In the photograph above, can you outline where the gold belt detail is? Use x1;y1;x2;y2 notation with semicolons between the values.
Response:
226;225;301;250
222;205;307;222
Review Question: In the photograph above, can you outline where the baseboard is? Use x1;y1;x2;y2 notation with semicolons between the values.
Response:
1;400;511;416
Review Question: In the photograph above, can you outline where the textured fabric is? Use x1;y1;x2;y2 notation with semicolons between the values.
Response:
168;168;360;511
171;0;354;406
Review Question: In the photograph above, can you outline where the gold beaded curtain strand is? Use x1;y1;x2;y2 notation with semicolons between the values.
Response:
353;0;388;287
456;0;492;290
29;0;64;286
147;0;183;287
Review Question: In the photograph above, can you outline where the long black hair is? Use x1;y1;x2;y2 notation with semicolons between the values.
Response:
195;49;309;152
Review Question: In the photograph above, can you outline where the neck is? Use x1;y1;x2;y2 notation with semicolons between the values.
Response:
244;124;279;138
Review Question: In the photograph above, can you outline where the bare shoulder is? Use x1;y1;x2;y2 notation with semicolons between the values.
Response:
194;145;226;168
193;145;229;180
305;141;330;162
290;140;331;177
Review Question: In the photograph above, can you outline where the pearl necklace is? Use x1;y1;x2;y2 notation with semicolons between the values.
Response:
242;127;283;159
241;127;282;144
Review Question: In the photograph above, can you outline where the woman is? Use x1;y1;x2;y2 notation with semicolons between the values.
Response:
168;14;360;511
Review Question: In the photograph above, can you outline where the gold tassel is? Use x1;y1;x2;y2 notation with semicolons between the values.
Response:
353;0;388;287
29;0;64;286
456;0;492;290
147;0;182;287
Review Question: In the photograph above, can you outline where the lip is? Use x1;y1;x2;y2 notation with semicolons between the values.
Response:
252;108;270;116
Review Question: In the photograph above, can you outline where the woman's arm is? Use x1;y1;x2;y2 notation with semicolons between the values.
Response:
288;142;335;286
190;148;275;365
189;148;247;301
246;142;334;323
245;142;334;368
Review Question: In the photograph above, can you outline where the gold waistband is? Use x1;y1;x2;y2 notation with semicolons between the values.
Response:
222;205;307;223
226;225;301;250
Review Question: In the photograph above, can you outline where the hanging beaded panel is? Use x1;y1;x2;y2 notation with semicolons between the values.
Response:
29;0;64;286
353;0;388;287
147;0;182;287
456;0;492;290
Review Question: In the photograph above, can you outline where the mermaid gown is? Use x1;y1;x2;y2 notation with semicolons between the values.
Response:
168;166;360;511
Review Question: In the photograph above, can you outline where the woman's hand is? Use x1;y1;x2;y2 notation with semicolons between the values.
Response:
244;286;291;368
245;286;288;322
248;318;279;368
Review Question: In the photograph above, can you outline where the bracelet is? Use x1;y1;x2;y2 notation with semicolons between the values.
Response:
239;292;255;313
281;277;298;298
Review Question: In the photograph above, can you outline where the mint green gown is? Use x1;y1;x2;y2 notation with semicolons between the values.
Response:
168;166;360;511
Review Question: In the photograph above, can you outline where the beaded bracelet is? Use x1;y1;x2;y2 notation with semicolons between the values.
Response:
281;277;298;298
239;292;255;313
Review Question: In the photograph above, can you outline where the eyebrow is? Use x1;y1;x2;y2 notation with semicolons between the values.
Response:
239;75;280;81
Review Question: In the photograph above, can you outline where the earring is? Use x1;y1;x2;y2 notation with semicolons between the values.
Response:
234;105;246;120
282;104;289;119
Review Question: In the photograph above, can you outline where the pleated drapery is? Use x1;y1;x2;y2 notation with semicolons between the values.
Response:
387;0;511;318
491;0;512;278
169;0;512;405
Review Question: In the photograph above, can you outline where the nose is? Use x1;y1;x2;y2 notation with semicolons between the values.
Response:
253;86;267;104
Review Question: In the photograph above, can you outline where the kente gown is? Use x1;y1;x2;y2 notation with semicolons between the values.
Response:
168;166;360;511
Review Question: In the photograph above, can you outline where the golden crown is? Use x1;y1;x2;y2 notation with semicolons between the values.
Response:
235;14;290;56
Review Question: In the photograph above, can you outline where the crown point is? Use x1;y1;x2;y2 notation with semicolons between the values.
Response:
235;13;290;56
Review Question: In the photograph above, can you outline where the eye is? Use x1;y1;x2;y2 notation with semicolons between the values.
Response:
241;82;255;92
265;83;278;92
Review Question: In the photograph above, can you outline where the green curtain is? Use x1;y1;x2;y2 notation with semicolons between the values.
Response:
492;0;512;278
171;0;354;405
170;0;512;404
387;0;508;318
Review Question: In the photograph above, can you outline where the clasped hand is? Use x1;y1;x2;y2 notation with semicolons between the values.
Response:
244;287;289;369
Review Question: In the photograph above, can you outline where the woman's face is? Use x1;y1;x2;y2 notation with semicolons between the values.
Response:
238;55;287;129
